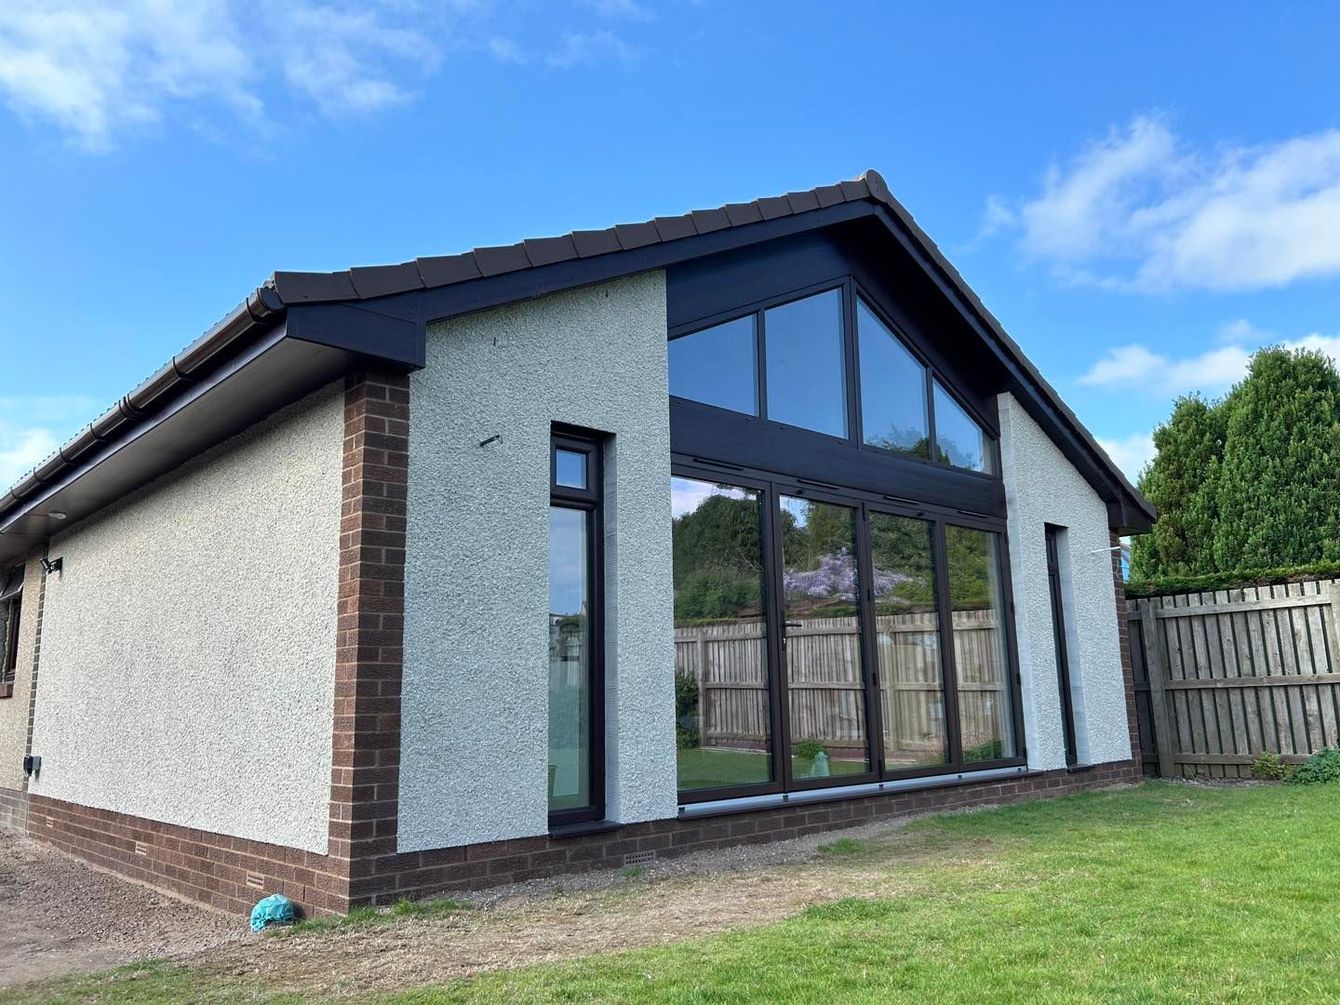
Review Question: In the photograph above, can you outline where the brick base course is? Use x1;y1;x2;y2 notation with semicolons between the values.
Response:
0;785;26;833
3;761;1139;916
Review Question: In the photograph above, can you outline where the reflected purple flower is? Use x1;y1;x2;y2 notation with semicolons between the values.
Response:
783;550;915;601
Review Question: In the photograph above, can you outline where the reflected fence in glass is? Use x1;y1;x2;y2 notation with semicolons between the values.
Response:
779;496;870;780
947;524;1016;761
868;512;949;770
670;476;773;792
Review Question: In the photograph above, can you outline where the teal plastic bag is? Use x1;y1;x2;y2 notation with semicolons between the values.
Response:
250;893;296;932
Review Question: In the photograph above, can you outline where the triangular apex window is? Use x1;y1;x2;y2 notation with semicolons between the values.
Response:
933;379;994;474
857;298;929;458
669;287;995;476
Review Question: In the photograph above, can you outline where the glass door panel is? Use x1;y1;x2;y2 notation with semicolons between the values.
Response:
946;525;1017;761
868;512;949;770
778;496;871;780
671;476;774;792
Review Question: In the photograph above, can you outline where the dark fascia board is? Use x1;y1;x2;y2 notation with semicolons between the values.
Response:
0;329;358;567
865;204;1155;534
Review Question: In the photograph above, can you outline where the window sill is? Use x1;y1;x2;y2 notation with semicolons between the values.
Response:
0;680;13;700
1065;763;1097;774
548;819;623;840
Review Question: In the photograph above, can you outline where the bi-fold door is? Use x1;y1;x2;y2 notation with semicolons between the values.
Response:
671;464;1024;804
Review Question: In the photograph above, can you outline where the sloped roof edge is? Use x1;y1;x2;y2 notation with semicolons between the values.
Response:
0;169;1153;547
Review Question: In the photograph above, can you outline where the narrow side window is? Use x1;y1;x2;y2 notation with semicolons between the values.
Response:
548;432;605;826
0;567;23;699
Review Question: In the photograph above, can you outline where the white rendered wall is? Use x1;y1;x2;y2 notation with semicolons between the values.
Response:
28;387;344;853
399;271;677;852
998;393;1131;770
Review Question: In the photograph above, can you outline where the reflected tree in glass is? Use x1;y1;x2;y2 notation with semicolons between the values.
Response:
947;525;1016;761
868;513;948;769
857;299;930;458
779;497;871;779
671;477;773;792
934;381;994;474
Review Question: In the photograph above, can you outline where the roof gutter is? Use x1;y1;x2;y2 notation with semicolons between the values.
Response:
0;285;284;519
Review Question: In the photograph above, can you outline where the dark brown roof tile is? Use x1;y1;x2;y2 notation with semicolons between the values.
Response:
349;262;424;299
784;190;821;214
690;207;731;233
613;221;660;250
723;202;764;227
473;244;531;277
522;235;580;267
653;214;698;242
417;252;483;287
272;270;357;303
813;184;845;208
756;195;793;220
840;179;870;201
571;228;623;258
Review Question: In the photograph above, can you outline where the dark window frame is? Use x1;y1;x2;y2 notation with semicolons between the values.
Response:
0;595;20;700
548;429;607;828
1046;524;1080;767
667;276;1001;480
672;453;1027;805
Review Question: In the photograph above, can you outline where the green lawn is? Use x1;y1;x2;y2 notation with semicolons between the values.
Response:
676;746;869;790
9;782;1340;1004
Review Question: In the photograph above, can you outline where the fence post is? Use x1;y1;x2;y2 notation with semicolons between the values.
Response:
1327;581;1340;674
1140;600;1176;778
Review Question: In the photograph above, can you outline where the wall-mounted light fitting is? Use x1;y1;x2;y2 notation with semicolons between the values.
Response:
40;556;62;575
46;511;66;521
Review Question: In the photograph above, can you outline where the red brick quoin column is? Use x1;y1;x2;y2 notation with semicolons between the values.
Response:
327;371;411;911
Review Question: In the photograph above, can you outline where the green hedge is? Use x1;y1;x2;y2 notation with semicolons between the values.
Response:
1125;560;1340;599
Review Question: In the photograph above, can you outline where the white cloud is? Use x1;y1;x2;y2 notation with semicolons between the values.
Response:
547;30;638;69
1078;324;1340;397
580;0;653;20
988;114;1340;292
0;1;477;148
1097;432;1156;482
487;36;527;65
268;4;438;117
0;395;98;489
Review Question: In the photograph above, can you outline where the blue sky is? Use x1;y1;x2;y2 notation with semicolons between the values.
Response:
4;1;1340;487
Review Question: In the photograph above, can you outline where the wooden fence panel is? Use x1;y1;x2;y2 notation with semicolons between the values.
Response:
1127;578;1340;778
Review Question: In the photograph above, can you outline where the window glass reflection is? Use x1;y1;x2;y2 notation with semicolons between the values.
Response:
947;525;1016;761
934;381;993;473
548;506;591;812
764;290;847;438
858;300;929;458
668;316;758;416
779;496;870;779
869;513;948;769
671;476;773;792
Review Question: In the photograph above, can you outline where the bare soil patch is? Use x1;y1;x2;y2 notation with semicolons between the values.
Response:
184;813;993;999
0;829;244;988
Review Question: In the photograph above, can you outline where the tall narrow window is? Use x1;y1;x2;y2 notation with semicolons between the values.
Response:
671;476;773;794
869;513;947;769
1046;525;1081;767
947;525;1016;762
0;568;22;699
548;433;604;824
